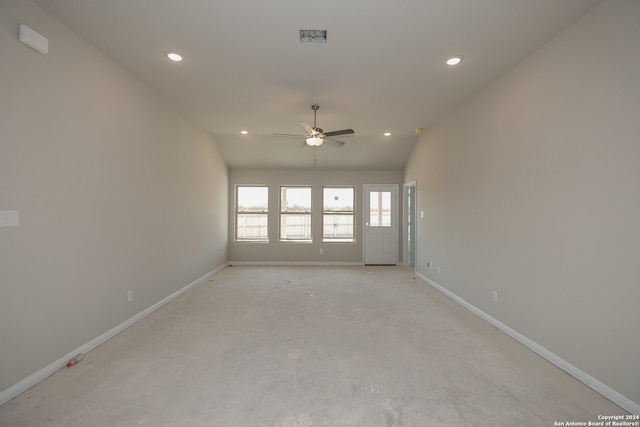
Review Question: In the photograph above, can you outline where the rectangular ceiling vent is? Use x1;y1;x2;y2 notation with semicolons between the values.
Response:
299;30;327;43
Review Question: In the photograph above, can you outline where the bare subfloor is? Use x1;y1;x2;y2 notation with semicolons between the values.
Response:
0;266;625;426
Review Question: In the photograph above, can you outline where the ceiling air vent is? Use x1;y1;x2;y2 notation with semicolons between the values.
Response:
299;30;327;43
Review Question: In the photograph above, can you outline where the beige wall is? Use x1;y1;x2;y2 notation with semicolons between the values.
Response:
405;0;640;406
0;0;228;393
228;169;403;264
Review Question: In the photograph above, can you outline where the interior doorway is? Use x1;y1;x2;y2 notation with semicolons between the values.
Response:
403;181;416;269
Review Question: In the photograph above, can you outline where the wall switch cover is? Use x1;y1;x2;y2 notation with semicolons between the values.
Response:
0;211;19;227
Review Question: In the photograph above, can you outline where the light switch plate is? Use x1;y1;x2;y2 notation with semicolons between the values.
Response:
0;211;19;227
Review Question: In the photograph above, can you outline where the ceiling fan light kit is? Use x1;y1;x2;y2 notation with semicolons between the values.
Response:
306;136;323;147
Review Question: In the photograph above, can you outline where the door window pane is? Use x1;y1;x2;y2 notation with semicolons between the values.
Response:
369;191;391;227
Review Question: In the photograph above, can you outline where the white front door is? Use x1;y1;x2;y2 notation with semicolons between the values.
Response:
364;185;398;265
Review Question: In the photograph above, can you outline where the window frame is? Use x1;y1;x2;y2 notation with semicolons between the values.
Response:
235;185;269;242
322;186;356;243
279;185;313;243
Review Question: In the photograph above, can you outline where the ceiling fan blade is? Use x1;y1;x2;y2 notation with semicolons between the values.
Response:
323;138;345;147
299;121;314;134
273;133;306;139
322;129;354;137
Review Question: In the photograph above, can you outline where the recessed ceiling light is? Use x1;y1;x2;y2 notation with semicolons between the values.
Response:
240;130;248;135
446;56;463;66
384;132;392;136
165;51;184;62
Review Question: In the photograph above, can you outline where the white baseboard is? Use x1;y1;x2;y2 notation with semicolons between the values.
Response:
414;271;640;415
5;265;636;414
0;263;227;407
229;261;363;266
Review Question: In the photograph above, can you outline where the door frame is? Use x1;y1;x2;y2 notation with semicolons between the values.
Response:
402;181;417;269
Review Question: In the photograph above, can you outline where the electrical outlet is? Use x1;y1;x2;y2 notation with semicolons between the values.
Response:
437;265;441;274
493;291;498;303
320;248;324;254
127;290;133;302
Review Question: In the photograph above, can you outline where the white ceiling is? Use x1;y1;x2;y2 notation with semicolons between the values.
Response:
34;0;600;170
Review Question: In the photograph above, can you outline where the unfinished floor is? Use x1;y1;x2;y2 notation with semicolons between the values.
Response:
0;266;625;426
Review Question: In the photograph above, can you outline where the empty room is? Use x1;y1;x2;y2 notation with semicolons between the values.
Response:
0;0;638;425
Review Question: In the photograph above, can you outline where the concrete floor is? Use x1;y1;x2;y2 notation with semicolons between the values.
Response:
0;266;625;426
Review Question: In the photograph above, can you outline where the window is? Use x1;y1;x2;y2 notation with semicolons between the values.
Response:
280;186;312;241
236;186;268;241
369;191;391;227
323;187;355;242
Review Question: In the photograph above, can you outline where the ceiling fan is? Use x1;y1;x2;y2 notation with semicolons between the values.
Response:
273;105;354;147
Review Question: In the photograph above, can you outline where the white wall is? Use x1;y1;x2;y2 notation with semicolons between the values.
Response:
404;0;639;408
0;0;228;395
228;169;403;264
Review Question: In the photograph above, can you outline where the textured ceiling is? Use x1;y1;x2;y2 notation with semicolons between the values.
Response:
34;0;600;170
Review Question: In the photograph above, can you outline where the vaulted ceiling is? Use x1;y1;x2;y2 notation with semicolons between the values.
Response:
34;0;600;170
